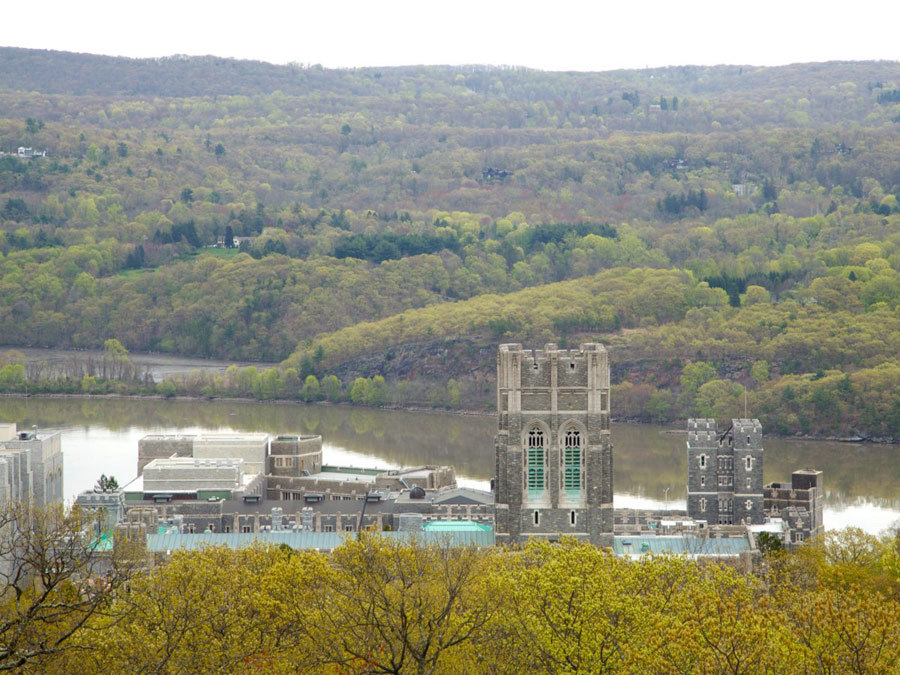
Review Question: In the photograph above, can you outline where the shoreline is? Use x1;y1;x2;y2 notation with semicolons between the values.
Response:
3;391;896;444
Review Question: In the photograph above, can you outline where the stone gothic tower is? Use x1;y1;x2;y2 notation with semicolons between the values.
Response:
494;343;613;547
686;418;765;525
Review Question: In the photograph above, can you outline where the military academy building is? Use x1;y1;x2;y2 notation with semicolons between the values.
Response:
493;343;613;547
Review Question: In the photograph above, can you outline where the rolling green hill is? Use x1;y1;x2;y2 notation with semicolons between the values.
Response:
2;48;900;437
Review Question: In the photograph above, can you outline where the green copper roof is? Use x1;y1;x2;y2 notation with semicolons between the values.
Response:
146;528;495;552
423;520;492;532
613;535;750;557
87;530;115;552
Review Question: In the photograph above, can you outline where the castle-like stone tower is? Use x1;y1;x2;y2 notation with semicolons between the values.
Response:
494;343;613;547
686;418;765;525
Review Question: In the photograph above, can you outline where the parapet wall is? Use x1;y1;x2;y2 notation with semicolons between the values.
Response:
138;435;196;475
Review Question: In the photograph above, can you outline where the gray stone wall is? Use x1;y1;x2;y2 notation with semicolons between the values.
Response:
266;475;373;500
75;490;125;533
138;435;196;475
143;459;244;492
687;419;765;526
268;435;323;477
764;469;825;540
0;432;63;507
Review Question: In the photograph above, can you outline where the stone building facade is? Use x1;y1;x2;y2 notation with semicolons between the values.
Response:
494;343;613;547
125;485;494;535
267;435;322;478
137;433;269;476
265;465;456;502
137;434;195;474
0;423;63;507
686;418;765;525
764;469;824;544
74;489;126;535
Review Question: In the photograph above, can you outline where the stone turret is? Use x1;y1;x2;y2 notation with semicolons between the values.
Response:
686;418;765;525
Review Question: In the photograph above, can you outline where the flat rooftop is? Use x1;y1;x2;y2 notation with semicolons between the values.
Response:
146;458;244;469
195;433;269;441
0;431;60;444
320;465;383;476
310;471;378;484
146;527;496;552
613;535;751;558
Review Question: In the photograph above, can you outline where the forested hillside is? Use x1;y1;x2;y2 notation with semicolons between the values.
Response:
2;48;900;437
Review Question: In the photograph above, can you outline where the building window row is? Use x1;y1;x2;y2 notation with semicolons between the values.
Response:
525;427;585;494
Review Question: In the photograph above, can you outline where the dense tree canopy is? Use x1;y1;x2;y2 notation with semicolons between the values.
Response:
2;50;900;435
25;526;900;673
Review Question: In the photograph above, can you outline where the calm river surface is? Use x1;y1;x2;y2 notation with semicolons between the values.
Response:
2;395;898;534
18;347;269;380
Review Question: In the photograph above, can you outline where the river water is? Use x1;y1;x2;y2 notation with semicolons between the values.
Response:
2;395;898;535
16;347;269;380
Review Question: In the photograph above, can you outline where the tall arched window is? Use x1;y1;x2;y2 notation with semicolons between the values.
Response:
563;428;582;493
526;427;545;492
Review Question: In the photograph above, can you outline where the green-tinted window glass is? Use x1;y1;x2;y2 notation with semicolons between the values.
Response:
563;429;582;491
527;428;545;491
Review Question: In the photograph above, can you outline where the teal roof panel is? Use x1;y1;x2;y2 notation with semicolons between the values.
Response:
146;528;495;552
613;535;750;557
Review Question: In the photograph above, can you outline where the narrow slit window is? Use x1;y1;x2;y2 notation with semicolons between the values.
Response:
533;510;540;525
570;510;576;526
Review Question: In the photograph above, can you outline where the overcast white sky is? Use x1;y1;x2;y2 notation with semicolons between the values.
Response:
3;1;898;71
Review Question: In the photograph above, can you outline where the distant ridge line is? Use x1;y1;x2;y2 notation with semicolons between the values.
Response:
0;46;897;98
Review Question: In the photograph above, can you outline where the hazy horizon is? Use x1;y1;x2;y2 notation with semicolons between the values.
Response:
4;43;897;75
5;1;898;73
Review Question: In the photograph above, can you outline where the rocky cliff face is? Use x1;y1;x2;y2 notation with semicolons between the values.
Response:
329;337;497;383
